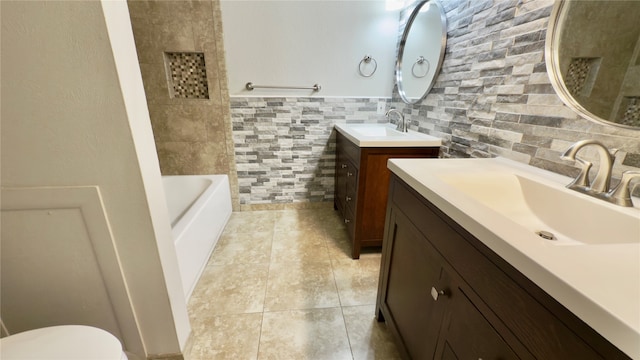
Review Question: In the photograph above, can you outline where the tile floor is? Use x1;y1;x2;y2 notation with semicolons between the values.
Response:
186;205;402;360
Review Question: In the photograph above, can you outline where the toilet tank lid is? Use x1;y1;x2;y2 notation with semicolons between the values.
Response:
0;325;124;359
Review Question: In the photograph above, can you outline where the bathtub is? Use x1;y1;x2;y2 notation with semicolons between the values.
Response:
162;175;232;300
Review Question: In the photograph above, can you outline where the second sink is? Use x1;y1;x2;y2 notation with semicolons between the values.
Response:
334;123;441;147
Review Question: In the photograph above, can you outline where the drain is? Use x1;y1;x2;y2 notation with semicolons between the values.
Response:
536;230;556;240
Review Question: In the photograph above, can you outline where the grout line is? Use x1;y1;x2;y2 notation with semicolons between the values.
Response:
339;304;356;360
255;213;278;360
324;219;356;360
255;312;265;360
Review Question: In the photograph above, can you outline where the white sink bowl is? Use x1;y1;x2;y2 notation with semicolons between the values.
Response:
437;172;639;246
348;125;406;137
334;123;441;147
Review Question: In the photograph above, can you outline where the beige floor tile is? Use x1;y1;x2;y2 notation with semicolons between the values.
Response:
223;211;276;234
359;249;384;259
189;263;268;315
274;209;332;233
332;257;382;306
258;308;352;360
210;230;273;265
318;207;348;230
325;226;354;261
189;312;262;360
325;226;384;261
186;207;399;360
342;305;402;360
270;229;330;263
264;260;340;311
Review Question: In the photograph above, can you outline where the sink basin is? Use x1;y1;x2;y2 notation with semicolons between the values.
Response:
437;172;640;245
334;123;441;147
348;125;406;137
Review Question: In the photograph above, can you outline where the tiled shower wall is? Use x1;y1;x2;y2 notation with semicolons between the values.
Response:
127;0;240;209
230;0;639;207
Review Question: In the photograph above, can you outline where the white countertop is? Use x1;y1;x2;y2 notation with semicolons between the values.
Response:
334;123;442;147
388;157;640;358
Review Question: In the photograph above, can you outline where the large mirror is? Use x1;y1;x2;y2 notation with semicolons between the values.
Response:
396;0;447;104
546;0;640;129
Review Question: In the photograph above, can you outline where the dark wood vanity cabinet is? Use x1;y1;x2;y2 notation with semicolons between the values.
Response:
376;174;630;360
334;131;439;259
382;209;447;359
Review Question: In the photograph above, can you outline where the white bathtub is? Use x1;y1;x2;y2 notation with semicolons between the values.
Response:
162;175;232;300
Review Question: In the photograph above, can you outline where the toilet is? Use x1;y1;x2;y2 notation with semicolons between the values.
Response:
0;325;128;359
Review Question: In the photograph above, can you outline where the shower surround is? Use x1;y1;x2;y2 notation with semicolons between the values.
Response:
127;0;240;210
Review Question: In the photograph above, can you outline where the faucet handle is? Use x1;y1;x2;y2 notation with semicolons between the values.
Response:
605;170;640;207
566;157;592;190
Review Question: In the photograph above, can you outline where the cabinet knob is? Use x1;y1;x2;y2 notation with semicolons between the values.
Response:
341;164;348;169
346;196;352;202
347;172;354;177
344;219;351;224
430;286;447;301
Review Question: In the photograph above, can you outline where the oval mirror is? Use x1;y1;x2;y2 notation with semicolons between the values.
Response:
396;0;447;104
546;0;640;129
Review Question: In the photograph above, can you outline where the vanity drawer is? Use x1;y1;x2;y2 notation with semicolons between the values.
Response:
337;133;360;164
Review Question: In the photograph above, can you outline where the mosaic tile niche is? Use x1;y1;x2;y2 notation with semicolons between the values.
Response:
165;52;210;99
619;97;640;127
565;57;601;97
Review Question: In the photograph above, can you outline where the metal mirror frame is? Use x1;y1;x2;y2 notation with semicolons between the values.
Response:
396;0;447;105
545;0;640;130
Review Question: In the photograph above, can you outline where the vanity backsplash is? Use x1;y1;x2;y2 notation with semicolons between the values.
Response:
230;97;389;207
390;0;639;182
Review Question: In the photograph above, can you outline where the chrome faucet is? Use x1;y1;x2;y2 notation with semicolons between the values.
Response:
561;140;639;207
386;108;407;132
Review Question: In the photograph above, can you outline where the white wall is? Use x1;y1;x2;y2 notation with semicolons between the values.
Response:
1;0;189;357
100;0;192;353
220;0;400;97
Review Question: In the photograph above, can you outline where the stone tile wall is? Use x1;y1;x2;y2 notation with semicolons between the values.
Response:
128;0;240;209
230;0;639;206
131;0;639;208
390;0;640;183
230;98;389;207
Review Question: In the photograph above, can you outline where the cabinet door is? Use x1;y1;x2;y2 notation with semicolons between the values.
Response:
435;283;520;360
382;208;448;359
